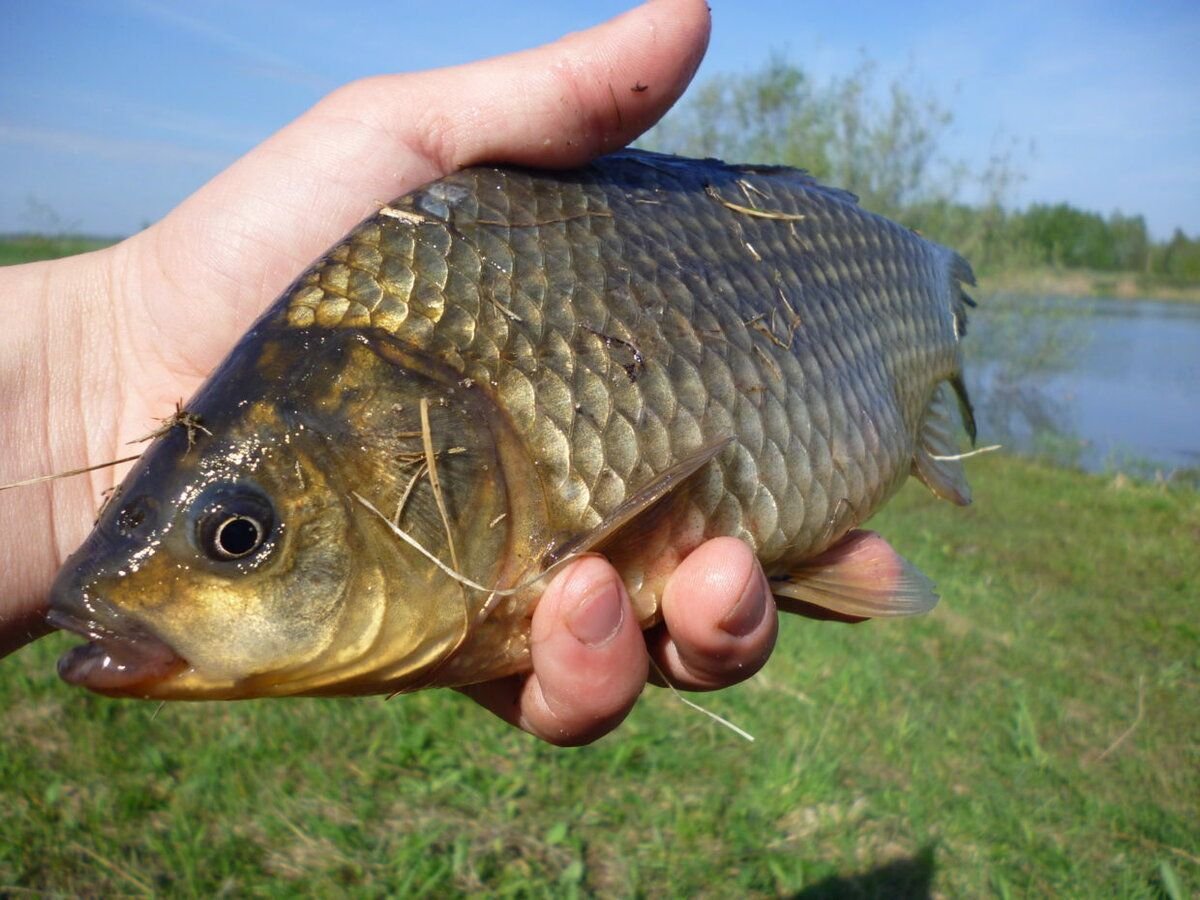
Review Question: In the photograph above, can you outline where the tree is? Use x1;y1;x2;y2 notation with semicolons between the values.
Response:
1107;212;1149;272
642;55;955;219
1158;228;1200;281
641;55;1027;270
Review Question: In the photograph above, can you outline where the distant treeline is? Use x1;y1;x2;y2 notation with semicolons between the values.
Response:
0;233;118;267
906;200;1200;282
644;56;1198;283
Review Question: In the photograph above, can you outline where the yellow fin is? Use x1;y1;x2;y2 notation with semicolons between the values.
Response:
772;530;939;620
550;436;733;561
912;380;973;506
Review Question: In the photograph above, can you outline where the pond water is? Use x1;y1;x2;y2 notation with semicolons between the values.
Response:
964;295;1200;476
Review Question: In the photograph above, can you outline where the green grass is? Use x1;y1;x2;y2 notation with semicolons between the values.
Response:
2;454;1197;897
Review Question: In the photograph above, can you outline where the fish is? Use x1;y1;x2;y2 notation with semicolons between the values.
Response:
48;149;977;699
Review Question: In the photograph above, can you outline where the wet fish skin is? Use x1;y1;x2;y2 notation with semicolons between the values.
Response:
49;150;975;699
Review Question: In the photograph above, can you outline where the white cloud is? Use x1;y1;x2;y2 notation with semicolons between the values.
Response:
121;0;332;92
0;122;231;168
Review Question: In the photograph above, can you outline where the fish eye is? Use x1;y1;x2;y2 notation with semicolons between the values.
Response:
193;484;276;564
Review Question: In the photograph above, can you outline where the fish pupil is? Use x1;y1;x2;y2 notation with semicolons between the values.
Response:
213;516;262;559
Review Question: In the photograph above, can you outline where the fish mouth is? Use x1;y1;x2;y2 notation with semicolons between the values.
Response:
46;605;187;697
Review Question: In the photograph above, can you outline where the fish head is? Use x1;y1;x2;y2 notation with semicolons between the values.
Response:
50;324;520;698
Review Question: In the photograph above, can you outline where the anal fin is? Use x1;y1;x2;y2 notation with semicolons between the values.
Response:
772;530;938;620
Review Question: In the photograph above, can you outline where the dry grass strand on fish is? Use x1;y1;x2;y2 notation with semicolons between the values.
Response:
0;455;142;493
353;492;589;599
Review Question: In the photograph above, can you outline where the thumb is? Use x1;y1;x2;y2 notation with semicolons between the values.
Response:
350;0;713;174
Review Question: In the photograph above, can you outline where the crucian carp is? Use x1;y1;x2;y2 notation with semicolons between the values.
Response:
48;150;978;699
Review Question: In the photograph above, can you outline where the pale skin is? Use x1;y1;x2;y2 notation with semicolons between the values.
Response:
0;0;780;746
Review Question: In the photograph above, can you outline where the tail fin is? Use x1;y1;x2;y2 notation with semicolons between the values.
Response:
912;381;973;505
911;252;979;506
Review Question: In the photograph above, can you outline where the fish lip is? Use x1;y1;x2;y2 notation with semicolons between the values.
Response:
46;605;187;697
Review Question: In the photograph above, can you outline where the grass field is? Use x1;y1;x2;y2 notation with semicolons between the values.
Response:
2;453;1196;897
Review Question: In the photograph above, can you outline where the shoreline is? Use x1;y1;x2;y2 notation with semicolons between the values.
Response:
977;266;1200;303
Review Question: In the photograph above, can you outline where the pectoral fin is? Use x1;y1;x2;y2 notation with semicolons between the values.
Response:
771;530;938;620
551;436;734;561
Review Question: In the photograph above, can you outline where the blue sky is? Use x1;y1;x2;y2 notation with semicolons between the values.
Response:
1;0;1197;239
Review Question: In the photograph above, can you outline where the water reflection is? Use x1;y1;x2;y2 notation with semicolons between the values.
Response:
963;294;1200;480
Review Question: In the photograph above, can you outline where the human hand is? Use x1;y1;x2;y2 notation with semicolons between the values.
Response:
462;538;777;746
0;0;779;743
